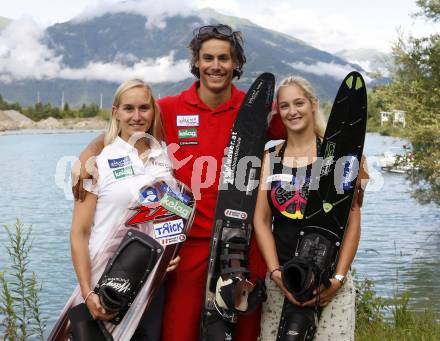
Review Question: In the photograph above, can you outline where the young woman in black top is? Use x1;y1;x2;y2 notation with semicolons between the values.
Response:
254;76;368;340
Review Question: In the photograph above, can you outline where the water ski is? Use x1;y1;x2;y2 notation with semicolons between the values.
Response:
277;71;367;340
200;73;275;341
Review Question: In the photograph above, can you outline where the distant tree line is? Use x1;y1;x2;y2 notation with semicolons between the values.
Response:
0;94;103;121
367;0;440;205
0;94;21;112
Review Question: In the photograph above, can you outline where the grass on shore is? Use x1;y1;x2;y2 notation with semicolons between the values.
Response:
355;276;440;340
356;313;440;341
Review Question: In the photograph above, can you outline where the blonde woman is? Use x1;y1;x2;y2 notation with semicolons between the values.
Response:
253;76;368;340
70;79;178;341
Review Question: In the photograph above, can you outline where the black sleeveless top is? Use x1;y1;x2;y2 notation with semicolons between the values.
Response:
266;137;322;265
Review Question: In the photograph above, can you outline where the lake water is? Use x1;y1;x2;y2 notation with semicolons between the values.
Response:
0;132;439;333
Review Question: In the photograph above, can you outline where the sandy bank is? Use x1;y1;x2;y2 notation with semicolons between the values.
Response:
0;110;108;134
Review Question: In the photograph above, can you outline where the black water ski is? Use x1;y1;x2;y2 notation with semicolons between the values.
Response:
277;71;367;340
200;73;275;341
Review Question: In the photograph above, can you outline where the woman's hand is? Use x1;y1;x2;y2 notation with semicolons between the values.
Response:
271;270;302;306
301;278;342;307
166;256;180;272
85;293;117;321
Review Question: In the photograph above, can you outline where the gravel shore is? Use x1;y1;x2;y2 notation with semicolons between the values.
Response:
0;110;108;134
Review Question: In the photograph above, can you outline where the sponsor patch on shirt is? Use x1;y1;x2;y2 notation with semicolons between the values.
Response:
152;160;172;169
113;165;134;180
108;156;131;169
179;141;198;146
176;114;199;127
178;128;198;139
153;218;184;239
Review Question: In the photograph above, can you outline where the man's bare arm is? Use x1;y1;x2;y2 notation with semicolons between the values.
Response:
72;133;105;201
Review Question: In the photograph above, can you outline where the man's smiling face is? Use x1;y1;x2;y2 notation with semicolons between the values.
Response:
196;38;236;94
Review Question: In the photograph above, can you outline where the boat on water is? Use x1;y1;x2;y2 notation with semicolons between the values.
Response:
378;148;418;174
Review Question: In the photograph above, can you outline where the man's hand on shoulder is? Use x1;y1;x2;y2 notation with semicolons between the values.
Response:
72;133;105;201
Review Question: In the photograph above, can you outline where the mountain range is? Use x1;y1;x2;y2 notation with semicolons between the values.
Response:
0;9;382;107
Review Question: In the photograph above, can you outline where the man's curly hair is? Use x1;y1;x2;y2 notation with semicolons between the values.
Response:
188;24;246;80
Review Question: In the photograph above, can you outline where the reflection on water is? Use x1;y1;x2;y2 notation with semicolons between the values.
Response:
0;132;439;333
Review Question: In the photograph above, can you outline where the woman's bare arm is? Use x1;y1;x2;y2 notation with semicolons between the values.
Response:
72;133;105;201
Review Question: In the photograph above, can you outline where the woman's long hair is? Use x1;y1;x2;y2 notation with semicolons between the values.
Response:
104;79;163;146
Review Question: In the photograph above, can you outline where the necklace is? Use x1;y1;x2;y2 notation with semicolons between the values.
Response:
278;137;321;168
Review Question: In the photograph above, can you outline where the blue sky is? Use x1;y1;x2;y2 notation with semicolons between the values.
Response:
2;0;438;52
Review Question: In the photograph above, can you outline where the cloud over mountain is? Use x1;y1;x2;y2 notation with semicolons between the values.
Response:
0;17;190;83
0;19;63;82
73;0;196;29
287;61;373;83
0;7;372;106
